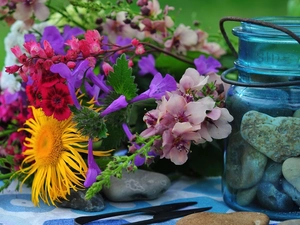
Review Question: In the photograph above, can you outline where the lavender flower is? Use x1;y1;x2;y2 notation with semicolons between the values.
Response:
130;73;177;103
101;95;128;116
194;55;221;75
84;138;101;187
138;54;158;76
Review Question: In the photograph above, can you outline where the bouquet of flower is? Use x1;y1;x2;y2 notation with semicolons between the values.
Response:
0;0;233;206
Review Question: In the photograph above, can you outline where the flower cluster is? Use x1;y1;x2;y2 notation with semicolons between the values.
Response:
0;0;233;206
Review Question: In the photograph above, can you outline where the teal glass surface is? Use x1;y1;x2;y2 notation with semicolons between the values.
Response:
222;17;300;220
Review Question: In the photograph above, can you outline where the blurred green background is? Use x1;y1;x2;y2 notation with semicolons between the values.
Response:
0;0;289;69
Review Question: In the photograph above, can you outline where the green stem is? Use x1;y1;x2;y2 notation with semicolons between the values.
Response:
0;172;14;180
85;135;160;199
46;4;86;29
0;129;17;138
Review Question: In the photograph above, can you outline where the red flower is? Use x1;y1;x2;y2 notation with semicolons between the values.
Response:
41;82;73;120
26;85;42;108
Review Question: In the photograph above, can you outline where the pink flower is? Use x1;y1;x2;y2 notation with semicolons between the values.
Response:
102;62;114;76
198;107;233;142
164;24;198;54
13;0;50;22
162;122;201;165
178;68;209;94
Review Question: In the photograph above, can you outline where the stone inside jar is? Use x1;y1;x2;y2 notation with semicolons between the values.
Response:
225;110;300;212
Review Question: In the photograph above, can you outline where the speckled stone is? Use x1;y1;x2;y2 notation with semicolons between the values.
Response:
278;219;300;225
241;111;300;162
176;212;269;225
282;157;300;193
102;169;171;202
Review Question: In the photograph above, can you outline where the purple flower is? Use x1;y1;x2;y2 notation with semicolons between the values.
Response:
84;138;101;188
40;25;84;55
109;36;132;64
86;70;111;94
51;60;91;109
41;26;65;55
134;155;145;166
130;73;177;103
138;54;158;76
101;95;128;116
62;25;85;42
194;55;221;75
24;33;37;43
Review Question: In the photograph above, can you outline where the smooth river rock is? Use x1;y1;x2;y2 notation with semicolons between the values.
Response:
241;111;300;162
282;157;300;192
256;182;294;212
176;212;269;225
236;185;258;206
102;169;171;202
226;132;267;189
282;179;300;206
261;160;282;183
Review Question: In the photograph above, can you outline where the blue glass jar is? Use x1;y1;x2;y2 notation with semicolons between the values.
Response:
222;17;300;220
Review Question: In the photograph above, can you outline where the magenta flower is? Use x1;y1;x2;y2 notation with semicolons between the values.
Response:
84;138;101;187
130;73;177;103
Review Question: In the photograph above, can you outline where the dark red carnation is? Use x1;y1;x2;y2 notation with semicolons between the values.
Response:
41;82;73;120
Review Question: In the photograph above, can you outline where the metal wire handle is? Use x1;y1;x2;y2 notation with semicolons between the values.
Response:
219;16;300;87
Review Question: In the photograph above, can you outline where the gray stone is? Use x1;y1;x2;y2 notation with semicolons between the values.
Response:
226;132;267;189
282;157;300;192
56;189;105;212
256;182;294;212
293;109;300;118
241;111;300;162
282;179;300;206
261;160;282;183
236;185;258;206
102;169;171;202
278;219;300;225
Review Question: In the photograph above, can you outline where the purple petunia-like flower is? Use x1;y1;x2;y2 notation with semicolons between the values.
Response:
130;72;177;103
138;54;158;76
194;55;221;75
84;138;101;188
101;95;128;116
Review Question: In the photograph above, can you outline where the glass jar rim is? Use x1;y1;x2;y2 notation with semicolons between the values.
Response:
232;16;300;37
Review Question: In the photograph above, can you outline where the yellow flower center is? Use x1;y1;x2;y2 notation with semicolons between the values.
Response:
35;121;63;166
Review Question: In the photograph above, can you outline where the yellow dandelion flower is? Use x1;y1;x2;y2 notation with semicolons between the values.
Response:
18;106;110;206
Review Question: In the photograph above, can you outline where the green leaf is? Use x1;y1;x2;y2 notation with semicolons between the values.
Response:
107;54;138;101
